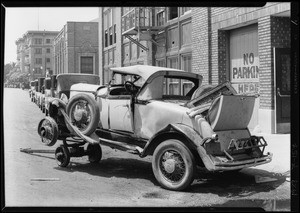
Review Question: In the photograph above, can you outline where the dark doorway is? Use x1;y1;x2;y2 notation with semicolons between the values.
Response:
274;48;290;133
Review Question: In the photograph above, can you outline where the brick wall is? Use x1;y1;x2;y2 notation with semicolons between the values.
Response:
258;16;290;109
191;7;210;84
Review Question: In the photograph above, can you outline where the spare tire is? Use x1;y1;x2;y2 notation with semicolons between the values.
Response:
66;93;100;136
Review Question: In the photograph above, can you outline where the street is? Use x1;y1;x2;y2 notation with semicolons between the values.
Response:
3;88;291;210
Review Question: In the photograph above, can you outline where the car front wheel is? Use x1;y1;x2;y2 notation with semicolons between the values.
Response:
152;139;195;191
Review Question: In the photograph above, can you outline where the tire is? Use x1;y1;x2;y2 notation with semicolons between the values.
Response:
152;139;195;191
55;145;70;167
87;143;102;163
66;93;100;136
37;116;58;146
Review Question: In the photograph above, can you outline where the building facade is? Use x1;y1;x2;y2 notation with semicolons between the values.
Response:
192;3;291;134
53;22;99;75
15;31;59;79
98;4;291;134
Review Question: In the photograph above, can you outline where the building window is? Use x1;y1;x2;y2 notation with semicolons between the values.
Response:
109;27;113;46
181;54;193;95
105;30;108;47
104;8;116;47
114;24;117;44
46;48;51;53
181;54;192;72
34;38;43;45
168;7;178;20
81;56;93;74
157;10;165;26
35;48;42;54
46;39;51;44
46;58;51;63
35;58;42;64
180;7;191;16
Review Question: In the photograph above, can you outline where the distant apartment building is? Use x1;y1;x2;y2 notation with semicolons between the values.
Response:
53;22;99;75
98;4;291;134
15;30;59;79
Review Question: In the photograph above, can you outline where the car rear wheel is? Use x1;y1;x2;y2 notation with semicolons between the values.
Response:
152;139;195;191
66;93;100;136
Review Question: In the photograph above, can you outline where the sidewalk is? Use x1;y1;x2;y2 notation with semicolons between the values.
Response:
250;133;291;175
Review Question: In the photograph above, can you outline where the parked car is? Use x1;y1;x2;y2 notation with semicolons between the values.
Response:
44;73;100;116
32;79;39;103
38;65;272;191
34;77;45;108
29;80;36;102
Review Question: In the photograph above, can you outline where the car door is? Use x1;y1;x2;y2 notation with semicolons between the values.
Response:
107;87;134;133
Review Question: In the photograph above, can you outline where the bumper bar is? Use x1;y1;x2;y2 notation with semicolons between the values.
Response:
213;152;273;171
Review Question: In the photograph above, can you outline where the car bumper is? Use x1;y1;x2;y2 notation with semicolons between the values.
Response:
197;145;273;171
212;152;273;171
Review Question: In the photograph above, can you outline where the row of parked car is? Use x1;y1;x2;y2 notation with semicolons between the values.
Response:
29;74;100;116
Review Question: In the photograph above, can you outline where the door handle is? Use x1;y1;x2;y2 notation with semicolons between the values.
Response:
277;88;290;98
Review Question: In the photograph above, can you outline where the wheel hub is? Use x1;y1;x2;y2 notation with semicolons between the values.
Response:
163;159;176;173
74;108;87;122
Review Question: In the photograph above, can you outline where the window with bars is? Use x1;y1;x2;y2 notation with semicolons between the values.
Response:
81;56;93;74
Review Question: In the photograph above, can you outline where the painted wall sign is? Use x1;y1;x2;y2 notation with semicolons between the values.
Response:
231;52;259;94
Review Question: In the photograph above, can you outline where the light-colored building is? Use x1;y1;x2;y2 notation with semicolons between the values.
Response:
53;22;99;75
97;4;291;134
15;30;59;79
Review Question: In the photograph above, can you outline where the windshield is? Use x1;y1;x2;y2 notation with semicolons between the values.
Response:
110;72;144;87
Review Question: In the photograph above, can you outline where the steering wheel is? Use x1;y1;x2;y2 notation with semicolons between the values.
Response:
124;81;138;94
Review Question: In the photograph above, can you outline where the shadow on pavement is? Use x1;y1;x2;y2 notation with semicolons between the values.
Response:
190;168;288;197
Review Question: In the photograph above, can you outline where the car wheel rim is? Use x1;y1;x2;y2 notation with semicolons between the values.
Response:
70;100;92;131
38;118;58;146
159;150;186;183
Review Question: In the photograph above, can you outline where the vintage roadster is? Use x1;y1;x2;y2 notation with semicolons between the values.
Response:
38;65;272;191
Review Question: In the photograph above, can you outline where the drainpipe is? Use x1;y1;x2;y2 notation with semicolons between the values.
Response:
207;7;212;84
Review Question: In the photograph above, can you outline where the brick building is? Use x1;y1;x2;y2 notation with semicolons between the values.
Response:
97;3;291;134
192;3;291;133
15;31;59;79
53;22;99;75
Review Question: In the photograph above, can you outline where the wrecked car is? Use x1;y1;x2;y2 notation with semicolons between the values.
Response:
37;65;272;191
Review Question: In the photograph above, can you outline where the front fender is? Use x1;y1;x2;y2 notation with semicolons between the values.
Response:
48;98;67;117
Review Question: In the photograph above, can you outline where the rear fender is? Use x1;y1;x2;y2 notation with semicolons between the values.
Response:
141;123;206;166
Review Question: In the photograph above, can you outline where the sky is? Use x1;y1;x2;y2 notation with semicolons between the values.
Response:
4;7;99;64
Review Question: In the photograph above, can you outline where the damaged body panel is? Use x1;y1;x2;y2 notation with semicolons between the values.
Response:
37;65;272;191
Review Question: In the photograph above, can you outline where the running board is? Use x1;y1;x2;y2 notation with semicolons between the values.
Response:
99;137;144;155
88;133;143;155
